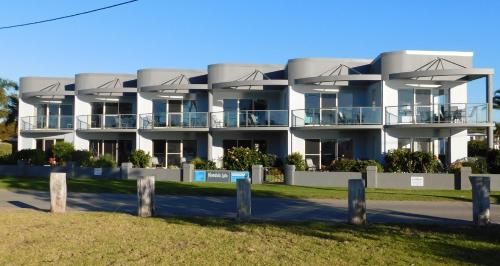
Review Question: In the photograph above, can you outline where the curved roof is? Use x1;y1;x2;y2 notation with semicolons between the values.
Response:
389;68;494;81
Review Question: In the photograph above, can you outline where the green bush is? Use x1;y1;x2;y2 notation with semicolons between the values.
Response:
51;142;75;165
92;154;116;168
286;152;305;171
385;149;412;173
71;150;93;167
487;149;500;174
16;149;45;165
449;158;488;174
191;157;218;170
331;159;383;172
0;153;17;165
129;150;151;168
223;147;262;171
385;149;439;173
468;140;488;157
260;153;279;167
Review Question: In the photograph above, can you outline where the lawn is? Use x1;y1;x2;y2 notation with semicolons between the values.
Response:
0;210;498;265
0;176;499;203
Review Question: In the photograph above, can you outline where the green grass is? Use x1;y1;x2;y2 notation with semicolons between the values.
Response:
1;176;500;203
0;210;499;265
0;142;12;156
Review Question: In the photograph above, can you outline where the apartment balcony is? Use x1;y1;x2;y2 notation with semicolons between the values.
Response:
291;107;383;129
20;115;74;132
77;114;137;131
139;112;209;131
385;103;491;128
211;110;288;130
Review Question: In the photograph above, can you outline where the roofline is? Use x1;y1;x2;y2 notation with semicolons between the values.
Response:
137;68;207;74
287;57;373;64
373;50;474;63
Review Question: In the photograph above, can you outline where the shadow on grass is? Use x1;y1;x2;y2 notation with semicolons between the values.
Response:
159;216;500;265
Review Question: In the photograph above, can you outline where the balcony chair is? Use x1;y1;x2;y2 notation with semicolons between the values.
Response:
249;113;258;126
337;112;346;124
306;158;317;171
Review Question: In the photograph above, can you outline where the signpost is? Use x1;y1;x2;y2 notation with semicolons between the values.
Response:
194;170;250;183
410;176;424;187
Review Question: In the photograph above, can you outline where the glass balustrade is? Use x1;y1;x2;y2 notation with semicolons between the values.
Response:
139;112;208;129
291;107;382;127
211;110;288;128
385;103;488;125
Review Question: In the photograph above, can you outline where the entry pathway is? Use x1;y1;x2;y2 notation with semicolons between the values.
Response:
1;189;499;224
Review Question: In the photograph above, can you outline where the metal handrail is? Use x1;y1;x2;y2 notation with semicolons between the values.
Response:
77;114;137;129
210;110;289;128
139;112;209;129
20;115;74;130
291;107;382;127
385;103;488;124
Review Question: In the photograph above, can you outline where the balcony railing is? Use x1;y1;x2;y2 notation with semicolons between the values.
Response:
21;115;74;130
77;114;137;130
385;103;488;125
291;107;382;127
139;112;208;129
211;110;289;128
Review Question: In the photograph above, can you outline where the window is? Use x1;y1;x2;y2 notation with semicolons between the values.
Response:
152;140;197;167
35;104;73;129
35;138;63;159
305;139;320;167
414;138;432;153
398;138;411;150
305;138;353;167
88;140;132;164
305;93;337;125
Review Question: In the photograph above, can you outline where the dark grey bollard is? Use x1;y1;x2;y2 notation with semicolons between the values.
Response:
285;165;295;185
348;179;366;225
251;165;263;184
236;178;251;221
50;172;67;213
137;176;155;217
469;176;490;226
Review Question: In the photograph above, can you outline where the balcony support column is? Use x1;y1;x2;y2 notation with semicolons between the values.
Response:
486;74;494;149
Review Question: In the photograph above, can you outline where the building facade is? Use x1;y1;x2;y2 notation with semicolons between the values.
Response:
18;50;495;168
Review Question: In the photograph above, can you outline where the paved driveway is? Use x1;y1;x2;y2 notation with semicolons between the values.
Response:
1;189;499;224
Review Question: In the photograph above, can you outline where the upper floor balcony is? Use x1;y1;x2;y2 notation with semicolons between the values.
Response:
139;112;209;131
211;110;288;130
291;107;383;128
385;103;490;127
20;115;73;132
77;114;137;131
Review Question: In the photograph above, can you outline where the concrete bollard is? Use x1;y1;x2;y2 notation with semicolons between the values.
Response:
348;179;366;225
50;172;67;213
285;165;295;185
460;167;472;190
236;178;251;221
365;165;378;188
469;176;490;226
182;163;194;182
251;165;263;184
137;176;155;217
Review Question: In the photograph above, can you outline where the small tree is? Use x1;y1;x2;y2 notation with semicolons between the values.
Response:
129;150;151;168
51;142;75;165
286;152;306;171
223;147;262;171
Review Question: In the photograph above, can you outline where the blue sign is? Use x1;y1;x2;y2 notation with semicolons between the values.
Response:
194;170;206;182
230;171;249;183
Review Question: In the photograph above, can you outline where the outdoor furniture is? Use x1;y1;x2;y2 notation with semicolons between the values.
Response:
306;158;317;171
151;157;160;168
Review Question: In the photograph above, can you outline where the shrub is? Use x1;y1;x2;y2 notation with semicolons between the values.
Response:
286;152;305;171
0;153;17;165
410;151;439;173
51;142;75;165
16;149;45;165
72;150;92;167
468;140;488;157
129;150;151;168
205;160;217;170
191;157;206;170
92;154;116;168
260;153;279;167
223;147;262;171
487;149;500;174
385;149;439;173
450;158;487;174
385;149;411;173
331;159;384;172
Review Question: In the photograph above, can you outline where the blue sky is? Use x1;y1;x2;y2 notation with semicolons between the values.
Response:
1;0;499;120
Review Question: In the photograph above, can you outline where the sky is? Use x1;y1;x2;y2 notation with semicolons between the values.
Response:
1;0;499;120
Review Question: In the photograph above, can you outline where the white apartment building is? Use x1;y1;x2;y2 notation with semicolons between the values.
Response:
18;50;495;168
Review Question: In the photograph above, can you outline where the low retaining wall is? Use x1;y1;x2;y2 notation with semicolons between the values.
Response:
126;168;181;182
376;173;455;190
294;171;362;187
